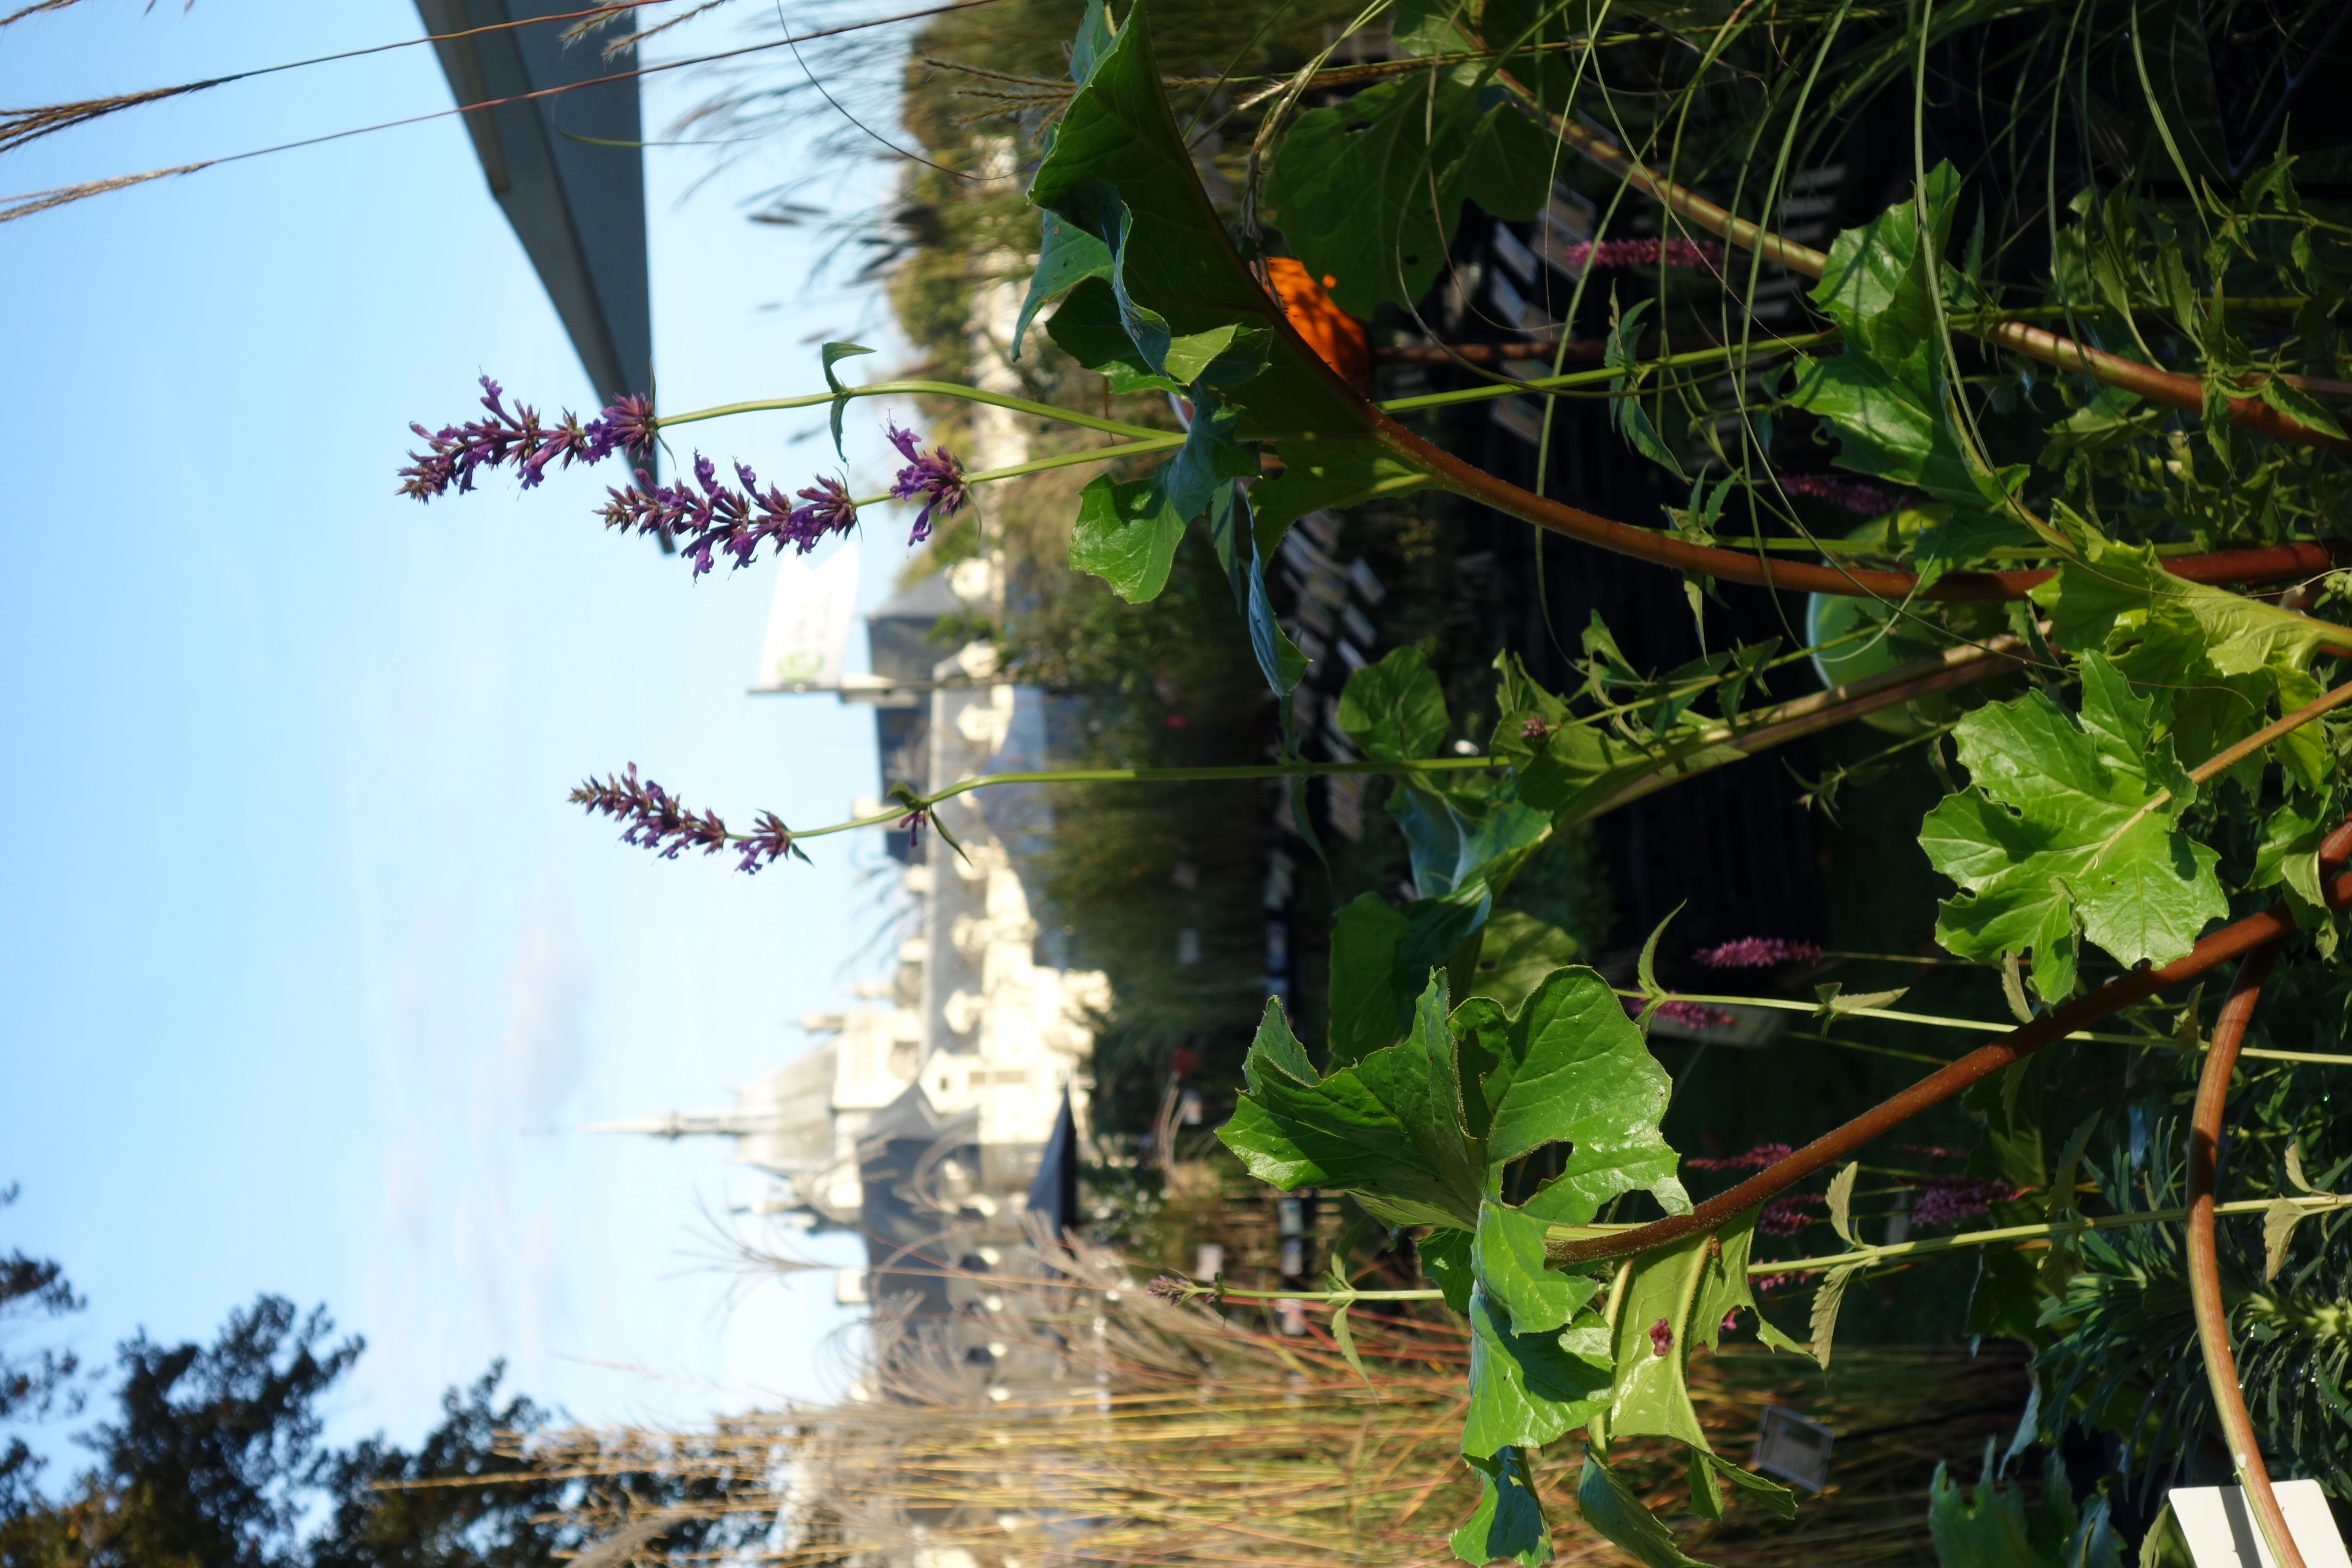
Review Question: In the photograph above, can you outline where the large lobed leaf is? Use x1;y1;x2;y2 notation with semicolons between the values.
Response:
1920;652;2227;1000
1219;968;1687;1231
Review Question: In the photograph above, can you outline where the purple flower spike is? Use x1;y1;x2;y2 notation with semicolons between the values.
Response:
595;454;858;579
1565;236;1725;272
886;421;968;543
1687;1141;1795;1173
1776;473;1908;516
568;764;797;874
1905;1176;2021;1228
1624;996;1740;1030
1648;1317;1674;1357
1695;937;1823;971
398;376;656;500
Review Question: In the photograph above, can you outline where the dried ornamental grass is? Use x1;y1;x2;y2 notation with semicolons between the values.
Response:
520;1240;2024;1567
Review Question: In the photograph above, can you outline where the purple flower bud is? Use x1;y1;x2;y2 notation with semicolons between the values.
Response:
885;421;969;544
1648;1317;1674;1357
1694;937;1823;970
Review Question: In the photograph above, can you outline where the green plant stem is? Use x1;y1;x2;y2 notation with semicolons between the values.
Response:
655;380;1167;441
790;757;1501;840
1746;1193;2352;1277
1156;1195;2352;1308
845;434;1190;506
1619;988;2352;1063
1373;333;1834;414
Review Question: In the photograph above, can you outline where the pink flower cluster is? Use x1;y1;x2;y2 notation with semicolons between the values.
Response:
1775;473;1905;515
1904;1176;2021;1228
1565;237;1725;271
568;763;797;875
1623;996;1740;1030
1686;1142;1795;1172
1758;1191;1825;1237
1694;937;1822;970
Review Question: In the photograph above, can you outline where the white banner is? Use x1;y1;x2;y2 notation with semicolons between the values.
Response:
755;545;859;689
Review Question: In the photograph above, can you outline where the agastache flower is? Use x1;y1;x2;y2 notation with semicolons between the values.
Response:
1687;1141;1794;1172
886;421;968;542
398;377;655;500
1565;237;1725;272
1694;937;1822;970
1624;996;1740;1030
596;455;859;578
568;763;799;873
1648;1317;1674;1357
1775;473;1908;516
1758;1192;1825;1237
1905;1176;2021;1228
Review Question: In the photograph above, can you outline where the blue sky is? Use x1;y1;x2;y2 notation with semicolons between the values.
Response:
2;0;932;1454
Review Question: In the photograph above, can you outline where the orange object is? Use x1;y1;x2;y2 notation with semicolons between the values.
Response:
1264;257;1371;392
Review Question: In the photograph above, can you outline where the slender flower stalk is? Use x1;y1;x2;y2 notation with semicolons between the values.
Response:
398;376;655;499
568;764;799;873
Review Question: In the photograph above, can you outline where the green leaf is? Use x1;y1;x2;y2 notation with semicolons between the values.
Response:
820;341;876;459
1461;1289;1614;1457
1044;276;1184;395
1068;474;1185;603
1575;1447;1712;1568
1013;212;1113;362
2029;536;2332;787
1464;911;1583;1016
1328;892;1412;1066
1264;74;1549;319
1066;0;1115;83
1391;784;1554;901
1222;967;1685;1232
1474;1197;1597;1335
1927;1451;2120;1568
1206;485;1308;713
1422;1225;1476;1314
1250;441;1432;547
1451;1446;1552;1568
1692;1449;1797;1521
1807;1263;1862;1369
1338;646;1449;762
1920;652;2226;999
1148;390;1261;529
1785;164;2034;574
1825;1162;1859;1248
1330;1301;1369;1384
1243;995;1318;1091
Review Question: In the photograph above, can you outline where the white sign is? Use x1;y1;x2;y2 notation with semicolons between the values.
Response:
756;546;859;690
2168;1482;2351;1568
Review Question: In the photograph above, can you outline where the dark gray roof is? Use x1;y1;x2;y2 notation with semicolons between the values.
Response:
416;1;652;404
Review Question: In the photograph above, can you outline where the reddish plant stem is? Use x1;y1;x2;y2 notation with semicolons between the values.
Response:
1549;822;2352;1267
2187;944;2307;1568
1363;410;2346;604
